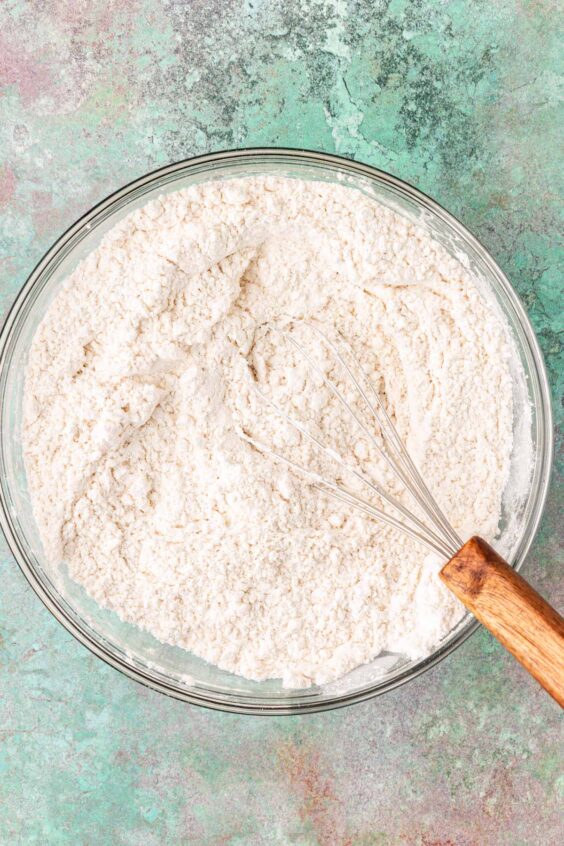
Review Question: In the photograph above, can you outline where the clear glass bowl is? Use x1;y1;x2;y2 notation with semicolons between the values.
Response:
0;149;553;714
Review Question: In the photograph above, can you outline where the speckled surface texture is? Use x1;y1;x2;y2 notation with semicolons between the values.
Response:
0;1;562;843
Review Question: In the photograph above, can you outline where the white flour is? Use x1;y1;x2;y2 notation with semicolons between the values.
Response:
23;176;513;687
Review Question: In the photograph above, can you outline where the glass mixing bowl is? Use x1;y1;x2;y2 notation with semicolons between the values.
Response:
0;149;553;714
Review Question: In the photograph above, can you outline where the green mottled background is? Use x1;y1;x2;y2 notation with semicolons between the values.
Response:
0;1;562;843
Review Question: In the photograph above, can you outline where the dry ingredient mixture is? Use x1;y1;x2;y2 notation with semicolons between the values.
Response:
23;176;513;687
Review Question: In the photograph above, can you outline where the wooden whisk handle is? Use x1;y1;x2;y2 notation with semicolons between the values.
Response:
440;536;564;707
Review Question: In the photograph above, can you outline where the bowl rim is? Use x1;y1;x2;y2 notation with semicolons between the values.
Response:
0;147;554;714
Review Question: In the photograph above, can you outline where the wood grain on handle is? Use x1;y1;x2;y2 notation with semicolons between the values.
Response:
440;536;564;708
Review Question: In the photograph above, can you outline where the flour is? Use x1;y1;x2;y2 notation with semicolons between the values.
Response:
23;176;513;687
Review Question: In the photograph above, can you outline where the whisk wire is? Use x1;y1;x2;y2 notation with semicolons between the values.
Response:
280;328;459;553
303;323;462;553
247;379;454;557
240;431;453;558
243;321;461;559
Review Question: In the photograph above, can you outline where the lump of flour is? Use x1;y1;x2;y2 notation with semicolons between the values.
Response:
23;176;513;687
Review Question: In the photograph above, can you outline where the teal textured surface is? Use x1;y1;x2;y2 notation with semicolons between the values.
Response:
0;1;562;843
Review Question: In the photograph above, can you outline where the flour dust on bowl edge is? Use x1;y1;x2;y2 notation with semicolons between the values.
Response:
0;149;552;714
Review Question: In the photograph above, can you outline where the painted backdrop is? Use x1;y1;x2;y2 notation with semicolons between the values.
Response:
0;1;562;844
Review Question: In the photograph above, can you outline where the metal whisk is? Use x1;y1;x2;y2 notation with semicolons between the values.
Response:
239;320;564;707
241;320;462;560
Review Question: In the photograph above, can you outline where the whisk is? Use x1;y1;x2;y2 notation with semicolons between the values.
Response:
242;321;564;706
